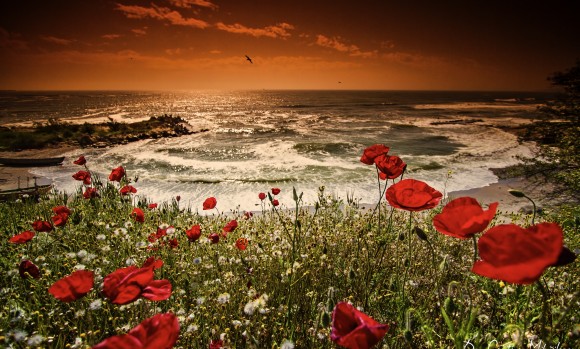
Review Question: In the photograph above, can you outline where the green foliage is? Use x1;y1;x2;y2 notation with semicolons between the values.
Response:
0;176;578;348
521;61;580;198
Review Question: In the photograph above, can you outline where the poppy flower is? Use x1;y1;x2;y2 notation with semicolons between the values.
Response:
73;155;87;166
132;208;145;223
72;170;91;185
83;187;99;199
9;231;35;244
19;260;40;279
168;238;179;249
92;313;179;349
433;197;498;239
210;339;223;349
272;199;280;207
258;192;266;200
109;166;126;182
235;238;248;251
360;144;390;165
374;154;406;179
53;205;71;216
148;203;158;209
186;225;201;242
472;223;563;285
330;302;389;349
142;257;164;270
271;188;281;195
52;213;69;227
120;185;137;195
203;197;217;210
208;233;220;244
32;220;53;232
222;220;238;234
385;179;442;212
48;270;94;302
244;211;253;219
176;195;181;202
102;266;172;305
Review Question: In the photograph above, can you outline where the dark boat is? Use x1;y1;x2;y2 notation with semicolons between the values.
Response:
0;156;65;167
0;184;53;201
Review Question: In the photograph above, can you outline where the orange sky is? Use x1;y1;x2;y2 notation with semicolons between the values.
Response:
1;0;579;91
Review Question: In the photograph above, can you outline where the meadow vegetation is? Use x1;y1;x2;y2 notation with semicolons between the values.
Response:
0;149;578;349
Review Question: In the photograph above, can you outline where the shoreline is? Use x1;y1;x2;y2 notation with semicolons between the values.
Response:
0;143;569;215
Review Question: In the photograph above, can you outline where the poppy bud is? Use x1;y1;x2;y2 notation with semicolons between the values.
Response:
444;297;456;314
321;311;331;327
399;233;405;241
439;256;448;272
404;329;413;342
348;267;356;280
413;227;429;241
508;189;526;198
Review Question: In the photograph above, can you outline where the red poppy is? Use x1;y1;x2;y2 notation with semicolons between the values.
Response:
132;208;145;223
271;188;281;195
330;302;389;349
374;154;406;179
176;195;181;202
433;197;498;239
109;166;126;182
19;260;40;279
360;144;390;165
48;270;94;302
168;238;179;249
155;225;173;239
203;197;217;210
73;155;87;166
72;170;91;185
53;205;71;216
244;211;253;219
120;185;137;195
472;223;564;285
32;220;53;232
186;225;201;242
208;233;220;244
272;199;280;207
102;266;172;305
142;257;164;270
92;313;179;349
83;187;99;199
9;231;35;244
222;220;238;233
52;213;69;227
148;203;158;209
385;179;442;212
235;238;248;251
258;192;266;200
210;339;223;349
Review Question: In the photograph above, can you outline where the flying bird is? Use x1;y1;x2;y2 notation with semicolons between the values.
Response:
245;55;253;64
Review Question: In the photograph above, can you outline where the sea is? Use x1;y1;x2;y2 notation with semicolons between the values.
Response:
0;90;553;213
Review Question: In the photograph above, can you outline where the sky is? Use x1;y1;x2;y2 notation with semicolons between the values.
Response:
1;0;579;91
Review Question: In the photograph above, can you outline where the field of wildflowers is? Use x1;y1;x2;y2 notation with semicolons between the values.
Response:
1;146;578;349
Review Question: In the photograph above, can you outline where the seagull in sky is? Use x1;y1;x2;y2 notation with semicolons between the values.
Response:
245;55;253;64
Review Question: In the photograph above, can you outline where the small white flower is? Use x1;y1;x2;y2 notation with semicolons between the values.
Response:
124;222;133;229
27;334;45;346
196;297;205;305
70;337;83;349
90;299;102;310
126;258;136;266
281;339;295;349
217;293;230;304
11;329;28;342
77;250;88;259
101;245;111;252
75;310;86;318
73;264;86;271
186;324;198;333
65;252;77;259
96;234;106;241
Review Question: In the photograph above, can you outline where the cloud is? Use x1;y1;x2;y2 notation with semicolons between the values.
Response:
132;28;147;35
0;27;28;50
215;22;294;39
315;35;376;58
168;0;218;10
116;3;209;28
41;35;74;45
102;34;122;40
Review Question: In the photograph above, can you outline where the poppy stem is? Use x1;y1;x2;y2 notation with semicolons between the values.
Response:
471;235;478;264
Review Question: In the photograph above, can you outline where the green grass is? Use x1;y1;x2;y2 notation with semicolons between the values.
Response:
1;172;579;348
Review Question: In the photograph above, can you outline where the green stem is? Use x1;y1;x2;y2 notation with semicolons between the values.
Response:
471;235;478;264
